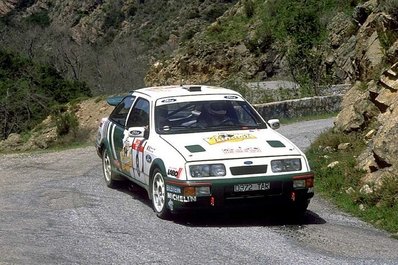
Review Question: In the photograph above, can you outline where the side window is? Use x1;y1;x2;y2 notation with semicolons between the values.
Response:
109;96;135;126
126;98;150;128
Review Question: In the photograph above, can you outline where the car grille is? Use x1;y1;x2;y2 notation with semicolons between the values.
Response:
230;165;267;176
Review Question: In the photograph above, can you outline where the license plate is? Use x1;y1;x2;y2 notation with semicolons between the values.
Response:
233;183;270;192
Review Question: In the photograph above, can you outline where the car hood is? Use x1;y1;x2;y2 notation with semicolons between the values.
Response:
160;129;302;162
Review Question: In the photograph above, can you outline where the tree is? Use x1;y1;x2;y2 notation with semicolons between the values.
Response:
0;50;91;140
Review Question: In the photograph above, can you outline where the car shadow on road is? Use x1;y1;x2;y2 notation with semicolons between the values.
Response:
172;208;326;228
117;183;326;228
116;182;153;208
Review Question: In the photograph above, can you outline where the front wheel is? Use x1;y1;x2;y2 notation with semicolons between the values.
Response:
151;169;170;219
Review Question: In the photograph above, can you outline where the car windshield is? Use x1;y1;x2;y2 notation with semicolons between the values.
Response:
155;99;267;134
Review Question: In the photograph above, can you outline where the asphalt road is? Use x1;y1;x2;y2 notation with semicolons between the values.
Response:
1;118;398;265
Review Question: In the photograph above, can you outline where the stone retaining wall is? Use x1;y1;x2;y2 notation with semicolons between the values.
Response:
254;95;343;120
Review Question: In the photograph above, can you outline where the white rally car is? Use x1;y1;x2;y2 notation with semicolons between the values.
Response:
95;85;314;219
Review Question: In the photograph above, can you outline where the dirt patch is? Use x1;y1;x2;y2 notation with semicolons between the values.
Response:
74;97;114;142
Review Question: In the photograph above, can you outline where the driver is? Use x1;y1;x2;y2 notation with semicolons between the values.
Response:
198;101;228;127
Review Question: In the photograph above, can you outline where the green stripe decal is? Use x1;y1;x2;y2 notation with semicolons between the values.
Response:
185;145;206;153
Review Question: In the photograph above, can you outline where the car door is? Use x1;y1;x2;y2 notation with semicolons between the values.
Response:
107;96;136;175
125;97;150;184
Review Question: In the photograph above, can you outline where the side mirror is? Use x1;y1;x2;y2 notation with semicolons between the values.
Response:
268;119;280;129
128;127;146;138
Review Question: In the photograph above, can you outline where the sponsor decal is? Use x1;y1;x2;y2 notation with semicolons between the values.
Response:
167;192;197;203
131;138;147;177
145;154;152;163
132;139;145;152
167;168;183;178
166;185;181;194
119;130;133;172
161;98;177;103
224;95;238;99
204;133;256;145
146;145;156;153
130;130;143;136
222;146;262;154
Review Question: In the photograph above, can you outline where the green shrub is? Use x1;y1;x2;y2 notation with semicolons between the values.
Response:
25;11;51;27
187;7;200;19
17;0;36;9
378;176;398;207
381;0;398;19
243;0;255;18
55;111;79;136
104;10;125;29
245;25;274;54
379;29;398;51
126;5;138;17
181;27;199;42
203;4;226;22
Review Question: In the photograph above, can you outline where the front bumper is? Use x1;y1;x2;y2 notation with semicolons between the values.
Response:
164;173;314;213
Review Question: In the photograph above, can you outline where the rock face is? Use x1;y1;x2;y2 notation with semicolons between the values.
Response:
326;12;358;82
372;67;398;169
0;0;18;16
355;12;391;81
329;0;398;186
334;81;380;132
335;62;398;185
145;41;281;86
325;0;397;84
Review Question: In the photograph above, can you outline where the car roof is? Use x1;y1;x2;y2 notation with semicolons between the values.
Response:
132;85;242;100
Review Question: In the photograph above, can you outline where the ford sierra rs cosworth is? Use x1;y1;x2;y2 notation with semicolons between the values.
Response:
95;85;314;219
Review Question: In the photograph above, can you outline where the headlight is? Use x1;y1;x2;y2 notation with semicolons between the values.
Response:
271;159;302;173
190;164;226;178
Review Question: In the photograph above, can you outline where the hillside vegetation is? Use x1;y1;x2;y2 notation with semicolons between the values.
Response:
145;0;365;95
0;49;91;141
0;0;237;94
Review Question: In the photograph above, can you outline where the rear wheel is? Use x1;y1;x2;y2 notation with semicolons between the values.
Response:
151;169;170;219
102;149;121;188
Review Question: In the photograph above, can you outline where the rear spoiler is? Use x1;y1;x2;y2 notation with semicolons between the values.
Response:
106;96;125;106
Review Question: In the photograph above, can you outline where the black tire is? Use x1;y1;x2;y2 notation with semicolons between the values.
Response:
291;199;310;218
102;148;121;188
151;169;171;219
